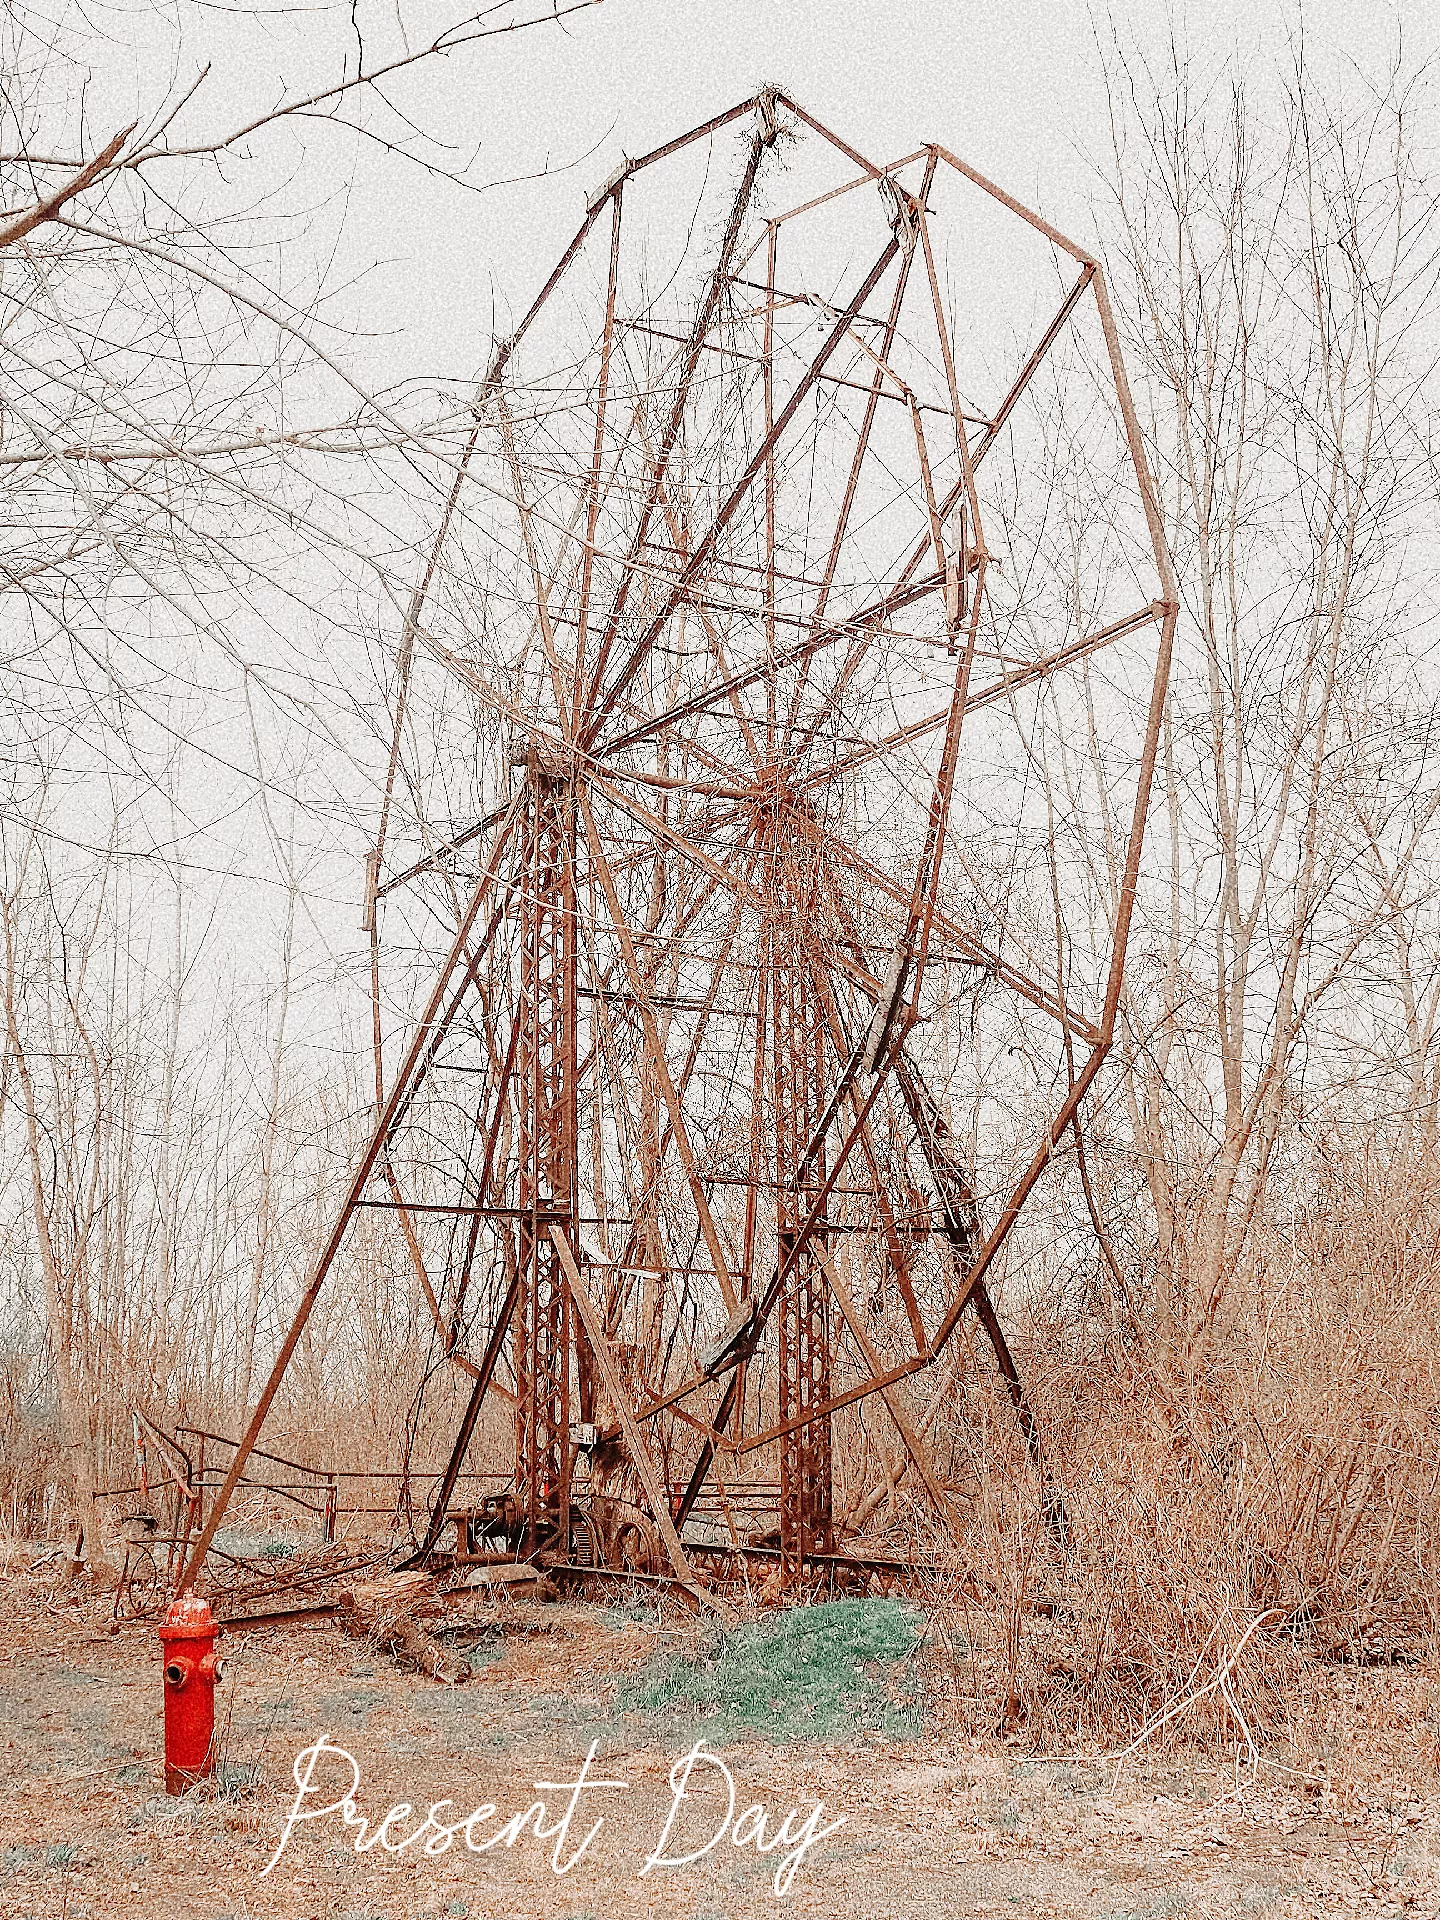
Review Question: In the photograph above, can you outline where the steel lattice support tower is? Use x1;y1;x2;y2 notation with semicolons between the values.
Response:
513;759;578;1546
772;809;833;1567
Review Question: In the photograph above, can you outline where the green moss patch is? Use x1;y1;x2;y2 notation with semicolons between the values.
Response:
622;1598;924;1742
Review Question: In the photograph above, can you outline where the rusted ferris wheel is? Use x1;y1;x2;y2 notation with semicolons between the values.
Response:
185;90;1176;1597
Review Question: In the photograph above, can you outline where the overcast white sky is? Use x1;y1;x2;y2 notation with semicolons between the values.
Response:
92;0;1438;392
40;0;1439;1027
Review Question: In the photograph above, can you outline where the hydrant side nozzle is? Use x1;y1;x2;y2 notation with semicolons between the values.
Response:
163;1657;193;1689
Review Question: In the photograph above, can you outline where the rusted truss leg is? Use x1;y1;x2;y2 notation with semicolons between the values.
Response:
176;806;522;1594
674;1367;741;1534
896;1059;1069;1545
549;1228;725;1612
406;1265;521;1567
968;1283;1070;1546
813;1243;964;1544
778;1239;832;1571
514;765;577;1550
514;1223;570;1547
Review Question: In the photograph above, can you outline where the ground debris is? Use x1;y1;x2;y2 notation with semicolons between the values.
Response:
335;1571;472;1684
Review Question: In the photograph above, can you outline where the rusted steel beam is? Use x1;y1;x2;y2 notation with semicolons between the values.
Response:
583;229;902;744
408;1265;521;1567
177;800;524;1592
550;1227;711;1604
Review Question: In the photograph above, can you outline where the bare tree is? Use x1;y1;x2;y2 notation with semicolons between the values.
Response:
1094;38;1440;1357
0;0;605;1551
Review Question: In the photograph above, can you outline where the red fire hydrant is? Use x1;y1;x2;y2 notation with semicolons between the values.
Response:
159;1594;220;1794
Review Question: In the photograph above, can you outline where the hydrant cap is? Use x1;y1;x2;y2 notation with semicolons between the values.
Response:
160;1594;215;1638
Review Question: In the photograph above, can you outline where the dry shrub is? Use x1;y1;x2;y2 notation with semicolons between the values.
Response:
0;1360;66;1539
922;1134;1440;1756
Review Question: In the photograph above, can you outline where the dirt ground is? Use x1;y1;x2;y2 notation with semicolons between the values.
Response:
1;1552;1437;1920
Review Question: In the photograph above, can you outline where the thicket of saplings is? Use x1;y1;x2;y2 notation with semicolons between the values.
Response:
4;1116;1435;1761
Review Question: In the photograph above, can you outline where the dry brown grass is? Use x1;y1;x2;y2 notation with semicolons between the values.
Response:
11;1123;1440;1788
912;1135;1440;1768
